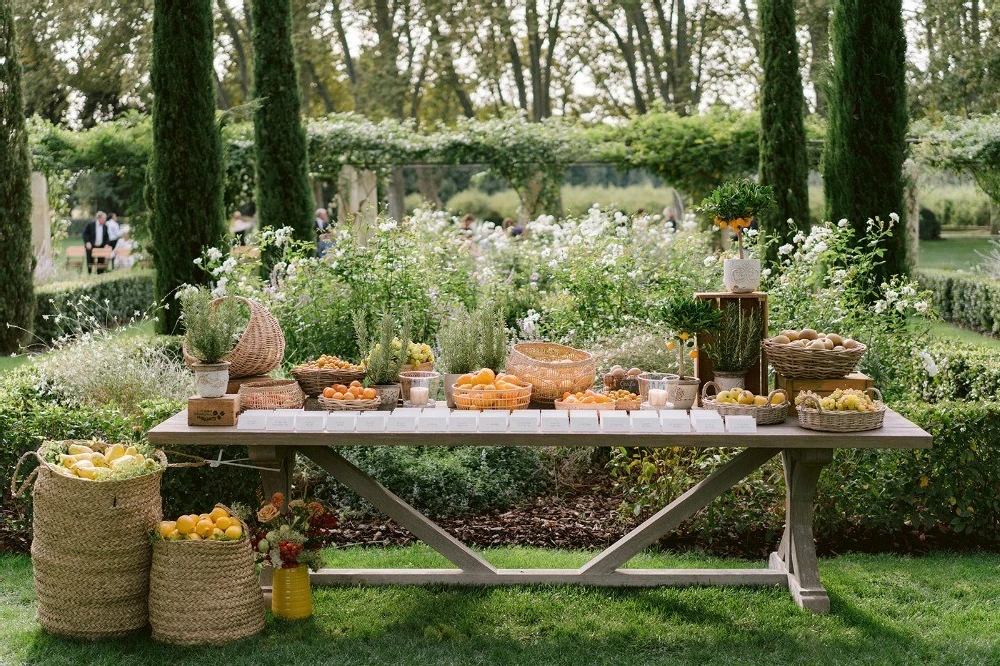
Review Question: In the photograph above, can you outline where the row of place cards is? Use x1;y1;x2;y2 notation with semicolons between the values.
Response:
235;408;759;434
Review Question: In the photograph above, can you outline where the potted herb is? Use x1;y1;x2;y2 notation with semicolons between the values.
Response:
436;299;509;408
662;296;722;409
180;289;243;398
698;179;775;293
704;302;763;391
356;312;410;409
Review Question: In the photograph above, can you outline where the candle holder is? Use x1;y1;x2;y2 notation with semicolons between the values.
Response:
399;370;440;407
637;372;679;408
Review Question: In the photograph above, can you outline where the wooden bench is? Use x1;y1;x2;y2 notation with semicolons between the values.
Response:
90;247;113;272
65;246;86;271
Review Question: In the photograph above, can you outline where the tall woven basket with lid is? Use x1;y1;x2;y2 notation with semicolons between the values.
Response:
183;296;285;379
506;342;596;406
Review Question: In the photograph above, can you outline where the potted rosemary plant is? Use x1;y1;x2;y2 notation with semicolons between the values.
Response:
698;179;775;293
356;312;411;410
704;302;763;391
436;299;509;408
180;289;243;398
662;296;722;409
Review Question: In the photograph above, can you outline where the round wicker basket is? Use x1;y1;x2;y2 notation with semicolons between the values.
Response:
506;343;595;405
700;382;789;425
237;379;304;411
554;399;616;411
762;339;866;379
183;296;285;379
291;365;365;397
796;388;886;432
317;396;381;411
452;380;532;411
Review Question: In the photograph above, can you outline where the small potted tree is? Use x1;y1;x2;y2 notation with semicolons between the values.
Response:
436;299;509;408
698;179;775;293
180;289;243;398
356;312;410;410
662;296;722;409
704;302;763;392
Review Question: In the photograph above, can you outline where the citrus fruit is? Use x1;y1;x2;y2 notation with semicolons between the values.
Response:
186;532;202;541
176;515;196;535
362;387;377;399
209;507;229;522
215;516;233;531
323;387;335;398
225;525;243;540
196;519;215;537
159;521;177;538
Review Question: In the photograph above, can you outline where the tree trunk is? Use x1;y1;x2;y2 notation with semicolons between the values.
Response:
387;167;406;222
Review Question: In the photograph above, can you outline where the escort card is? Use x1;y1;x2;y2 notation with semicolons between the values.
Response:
236;410;268;430
630;410;662;433
387;410;418;432
417;409;449;432
478;410;509;432
295;412;327;432
724;415;758;434
540;410;570;433
356;411;388;432
690;411;725;433
509;410;541;433
660;412;692;433
569;410;599;433
599;410;630;433
265;412;297;431
447;411;479;433
325;411;359;432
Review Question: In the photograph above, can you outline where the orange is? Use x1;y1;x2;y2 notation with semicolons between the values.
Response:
332;392;345;400
458;383;474;390
334;384;348;393
362;387;377;400
474;368;495;385
196;519;215;537
350;380;362;388
350;386;363;397
176;515;196;535
158;521;176;538
323;387;335;398
209;507;229;522
456;374;474;386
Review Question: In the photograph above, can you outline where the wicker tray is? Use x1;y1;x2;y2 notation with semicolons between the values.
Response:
237;379;304;411
184;296;285;379
453;380;532;411
700;382;789;425
796;388;886;432
762;339;867;379
291;365;365;397
506;342;596;406
554;399;616;411
317;396;381;411
613;398;642;411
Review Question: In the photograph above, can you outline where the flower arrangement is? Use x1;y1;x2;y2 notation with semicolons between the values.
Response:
661;296;722;378
250;493;339;571
697;179;775;259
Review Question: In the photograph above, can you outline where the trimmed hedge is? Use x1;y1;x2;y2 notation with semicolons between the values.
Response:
917;269;1000;336
920;342;1000;402
33;269;156;345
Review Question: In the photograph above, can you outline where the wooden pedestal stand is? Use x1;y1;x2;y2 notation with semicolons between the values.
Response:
694;292;769;399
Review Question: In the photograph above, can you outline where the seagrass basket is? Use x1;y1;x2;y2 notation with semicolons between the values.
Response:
452;380;532;410
796;388;886;432
506;343;595;406
700;382;789;425
237;379;304;411
762;339;867;379
291;365;365;397
317;396;381;411
184;296;285;379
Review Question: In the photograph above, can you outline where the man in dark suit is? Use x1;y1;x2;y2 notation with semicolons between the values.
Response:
82;211;112;274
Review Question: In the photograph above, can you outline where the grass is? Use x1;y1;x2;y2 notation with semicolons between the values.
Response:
2;545;999;665
918;235;996;272
927;320;1000;349
0;320;157;376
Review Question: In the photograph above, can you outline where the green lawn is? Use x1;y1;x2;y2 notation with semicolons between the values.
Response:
927;320;1000;348
2;546;999;665
918;235;996;272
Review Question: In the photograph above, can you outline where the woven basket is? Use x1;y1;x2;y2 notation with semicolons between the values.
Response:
237;379;304;411
148;521;264;645
291;365;365;397
701;382;789;425
613;398;642;411
506;343;596;405
554;399;616;411
453;380;532;411
12;441;163;639
763;339;867;379
184;296;285;379
796;388;886;432
318;396;381;411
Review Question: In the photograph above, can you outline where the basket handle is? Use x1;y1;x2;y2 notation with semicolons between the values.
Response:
801;393;825;413
701;381;719;401
765;388;788;410
10;450;46;499
866;387;884;403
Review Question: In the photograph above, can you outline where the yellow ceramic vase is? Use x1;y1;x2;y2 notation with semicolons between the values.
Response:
271;565;313;619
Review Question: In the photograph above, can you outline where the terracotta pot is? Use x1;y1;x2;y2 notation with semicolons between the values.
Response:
724;258;761;293
712;370;747;393
192;361;230;398
665;376;700;410
271;565;312;620
372;383;401;410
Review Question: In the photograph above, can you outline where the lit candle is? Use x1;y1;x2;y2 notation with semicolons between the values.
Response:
410;386;430;406
648;388;668;408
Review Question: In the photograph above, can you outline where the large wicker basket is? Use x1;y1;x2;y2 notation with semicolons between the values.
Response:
763;339;867;379
796;388;886;432
453;380;532;411
701;382;789;425
184;296;285;379
237;379;304;411
291;365;365;397
505;343;595;406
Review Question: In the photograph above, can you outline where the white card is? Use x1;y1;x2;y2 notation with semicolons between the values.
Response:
509;410;541;432
325;411;358;432
599;410;630;433
569;410;599;433
725;415;758;434
630;411;662;433
265;413;297;431
392;407;423;416
236;410;268;430
447;411;479;432
660;412;692;433
540;410;570;433
295;412;326;432
691;413;725;433
417;409;449;432
356;412;388;432
387;411;418;432
478;410;509;433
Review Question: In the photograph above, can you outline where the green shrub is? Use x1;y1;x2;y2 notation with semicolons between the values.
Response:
919;207;942;240
33;270;156;345
919;342;1000;402
917;269;1000;335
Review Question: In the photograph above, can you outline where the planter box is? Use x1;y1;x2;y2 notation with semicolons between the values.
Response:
188;394;241;426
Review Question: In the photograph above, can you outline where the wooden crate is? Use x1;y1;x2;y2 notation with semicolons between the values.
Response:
188;394;241;426
777;372;874;416
694;292;769;399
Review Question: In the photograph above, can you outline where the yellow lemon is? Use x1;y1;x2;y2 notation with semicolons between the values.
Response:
159;521;177;538
67;443;93;455
224;525;243;541
753;395;768;407
105;443;125;463
770;393;787;405
209;507;229;522
196;519;215;538
737;391;755;405
213;527;225;540
186;532;202;541
176;515;197;535
166;529;181;541
198;513;211;521
215;516;233;531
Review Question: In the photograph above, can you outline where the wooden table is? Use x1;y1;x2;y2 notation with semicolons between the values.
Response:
148;408;931;613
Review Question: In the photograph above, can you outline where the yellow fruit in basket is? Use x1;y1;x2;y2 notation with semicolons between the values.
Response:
105;443;126;463
215;516;233;531
196;519;215;537
73;464;100;480
213;527;225;539
67;443;93;455
166;529;181;541
737;391;755;405
798;328;818;341
771;335;791;345
186;533;202;541
209;507;229;522
362;387;377;400
456;373;474;386
225;525;243;540
109;455;138;471
176;515;197;535
753;395;768;407
90;452;107;467
474;368;496;385
51;465;74;477
159;521;177;538
124;446;138;456
770;393;787;405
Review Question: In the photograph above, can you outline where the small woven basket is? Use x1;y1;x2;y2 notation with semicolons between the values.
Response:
317;396;381;411
183;296;285;379
291;365;365;397
796;388;886;432
554;399;616;411
763;340;867;379
612;398;642;411
148;513;264;645
701;382;789;425
506;343;596;406
237;379;304;411
453;380;532;411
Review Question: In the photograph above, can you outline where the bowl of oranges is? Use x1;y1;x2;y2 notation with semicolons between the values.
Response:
319;380;381;411
292;355;366;396
452;368;532;411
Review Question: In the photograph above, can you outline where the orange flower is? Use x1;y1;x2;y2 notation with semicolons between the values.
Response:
270;492;284;508
257;504;280;523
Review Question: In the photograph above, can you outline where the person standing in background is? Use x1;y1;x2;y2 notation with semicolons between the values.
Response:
82;211;112;274
315;208;332;258
106;213;121;249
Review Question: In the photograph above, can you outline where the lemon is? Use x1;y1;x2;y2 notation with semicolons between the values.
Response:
196;519;215;538
209;507;229;522
224;525;243;540
737;391;755;405
213;527;225;539
198;513;211;521
186;532;202;541
67;443;93;455
159;521;177;538
753;395;768;407
215;516;233;531
167;529;181;541
105;443;126;463
176;515;197;535
770;393;787;405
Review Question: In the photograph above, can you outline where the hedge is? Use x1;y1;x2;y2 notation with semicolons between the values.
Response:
33;269;156;345
917;269;1000;336
920;342;1000;402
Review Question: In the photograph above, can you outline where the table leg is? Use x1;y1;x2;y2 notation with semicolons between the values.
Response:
769;448;833;613
248;445;295;594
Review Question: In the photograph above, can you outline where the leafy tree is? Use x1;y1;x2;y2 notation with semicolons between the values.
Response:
824;0;909;281
0;0;34;354
758;0;810;259
250;0;313;240
149;0;225;333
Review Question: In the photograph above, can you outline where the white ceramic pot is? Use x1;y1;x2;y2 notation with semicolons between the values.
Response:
665;376;700;410
723;258;761;294
192;361;230;398
373;383;401;410
712;370;746;393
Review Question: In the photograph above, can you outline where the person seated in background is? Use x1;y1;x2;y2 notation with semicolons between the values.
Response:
82;211;112;274
315;208;333;258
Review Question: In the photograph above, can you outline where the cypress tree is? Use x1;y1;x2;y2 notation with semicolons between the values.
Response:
149;0;226;333
0;0;34;354
250;0;314;240
824;0;909;280
758;0;810;262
